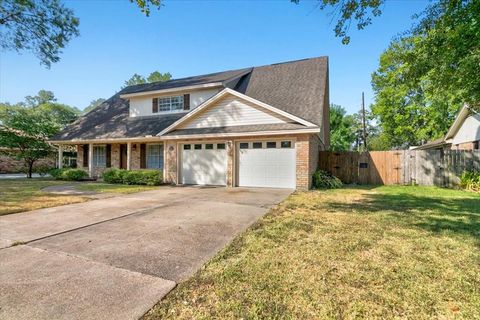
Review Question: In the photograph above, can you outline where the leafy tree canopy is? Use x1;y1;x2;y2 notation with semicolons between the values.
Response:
130;0;162;16
0;0;80;67
371;0;479;148
329;104;355;151
292;0;384;44
25;90;56;107
0;90;80;177
123;71;172;88
83;98;106;114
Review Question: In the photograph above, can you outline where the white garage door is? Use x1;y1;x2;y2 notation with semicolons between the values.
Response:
181;142;227;186
237;140;296;189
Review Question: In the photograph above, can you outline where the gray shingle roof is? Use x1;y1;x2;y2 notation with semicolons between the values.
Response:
52;93;184;141
121;68;252;95
52;57;328;141
234;57;328;126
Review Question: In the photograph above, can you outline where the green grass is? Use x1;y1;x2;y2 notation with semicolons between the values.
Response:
76;182;159;194
0;178;160;215
144;185;480;319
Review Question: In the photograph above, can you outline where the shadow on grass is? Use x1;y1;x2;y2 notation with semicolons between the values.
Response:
325;187;480;240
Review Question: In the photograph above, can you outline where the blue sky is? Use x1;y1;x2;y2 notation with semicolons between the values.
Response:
0;0;429;114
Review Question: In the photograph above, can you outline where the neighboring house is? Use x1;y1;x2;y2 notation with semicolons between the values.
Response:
414;104;480;150
51;57;330;189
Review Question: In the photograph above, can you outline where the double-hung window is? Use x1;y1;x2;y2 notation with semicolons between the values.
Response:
157;96;184;112
93;145;106;167
146;144;164;169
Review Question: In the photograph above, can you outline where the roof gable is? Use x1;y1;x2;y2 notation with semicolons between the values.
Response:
234;57;328;126
158;88;317;136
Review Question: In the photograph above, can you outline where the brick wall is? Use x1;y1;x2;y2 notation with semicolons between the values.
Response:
295;134;320;190
71;134;319;189
164;141;178;184
76;143;141;178
453;141;478;150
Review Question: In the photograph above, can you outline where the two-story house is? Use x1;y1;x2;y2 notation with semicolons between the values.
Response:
51;57;330;189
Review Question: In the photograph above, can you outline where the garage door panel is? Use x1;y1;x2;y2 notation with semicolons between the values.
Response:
238;141;296;189
181;145;227;186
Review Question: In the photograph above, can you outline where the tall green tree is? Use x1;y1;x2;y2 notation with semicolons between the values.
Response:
147;71;172;83
0;107;57;178
0;91;80;177
25;90;56;107
83;98;106;114
371;0;479;147
329;104;355;151
0;0;80;67
123;71;172;88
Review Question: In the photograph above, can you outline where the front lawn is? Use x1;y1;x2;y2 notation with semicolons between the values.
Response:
145;186;480;319
0;179;159;215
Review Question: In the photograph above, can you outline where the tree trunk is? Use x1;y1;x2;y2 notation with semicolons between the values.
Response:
27;160;34;179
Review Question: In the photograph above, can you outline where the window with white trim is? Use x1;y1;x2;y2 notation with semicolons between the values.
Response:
156;95;184;113
93;145;106;167
146;144;164;169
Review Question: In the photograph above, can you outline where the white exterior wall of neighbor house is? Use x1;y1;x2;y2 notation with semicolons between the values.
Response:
178;95;290;129
129;88;220;117
451;113;480;145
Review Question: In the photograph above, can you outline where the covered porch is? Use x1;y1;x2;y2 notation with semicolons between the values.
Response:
55;140;165;178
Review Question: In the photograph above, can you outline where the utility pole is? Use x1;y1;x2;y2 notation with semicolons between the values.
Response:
361;92;367;150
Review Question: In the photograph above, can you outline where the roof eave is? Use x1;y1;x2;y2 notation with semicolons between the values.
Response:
160;128;320;140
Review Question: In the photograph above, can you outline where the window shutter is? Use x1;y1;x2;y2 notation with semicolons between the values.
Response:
183;94;190;111
82;144;89;167
140;144;146;169
106;144;111;168
152;98;158;113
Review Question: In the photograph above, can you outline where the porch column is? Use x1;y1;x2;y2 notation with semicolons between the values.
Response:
88;143;93;178
127;142;132;170
58;145;64;169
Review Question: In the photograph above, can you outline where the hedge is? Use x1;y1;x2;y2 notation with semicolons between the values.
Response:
102;168;162;186
50;168;89;181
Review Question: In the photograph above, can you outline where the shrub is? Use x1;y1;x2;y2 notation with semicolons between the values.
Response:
103;169;162;186
49;168;64;179
61;169;89;181
460;171;480;192
49;168;88;181
312;169;343;189
102;168;126;184
34;164;52;177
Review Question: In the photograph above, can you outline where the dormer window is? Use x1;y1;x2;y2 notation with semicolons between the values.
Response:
152;94;190;113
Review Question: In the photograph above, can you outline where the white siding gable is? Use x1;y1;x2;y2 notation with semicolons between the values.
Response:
178;95;290;129
452;113;480;145
129;88;220;118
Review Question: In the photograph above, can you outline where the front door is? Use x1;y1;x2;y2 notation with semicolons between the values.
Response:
120;144;127;169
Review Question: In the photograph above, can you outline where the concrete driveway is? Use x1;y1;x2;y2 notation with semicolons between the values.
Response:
0;186;291;320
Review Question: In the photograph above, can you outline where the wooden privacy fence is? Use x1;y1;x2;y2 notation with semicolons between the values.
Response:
318;150;480;186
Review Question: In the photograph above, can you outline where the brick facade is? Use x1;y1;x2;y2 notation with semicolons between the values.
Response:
76;143;142;178
453;141;479;150
72;133;320;188
295;134;320;190
163;133;320;189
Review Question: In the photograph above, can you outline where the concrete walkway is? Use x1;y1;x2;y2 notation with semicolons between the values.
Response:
0;186;291;320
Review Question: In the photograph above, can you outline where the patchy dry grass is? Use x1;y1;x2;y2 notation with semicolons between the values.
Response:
0;179;161;215
0;179;88;215
77;183;159;194
144;186;480;320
